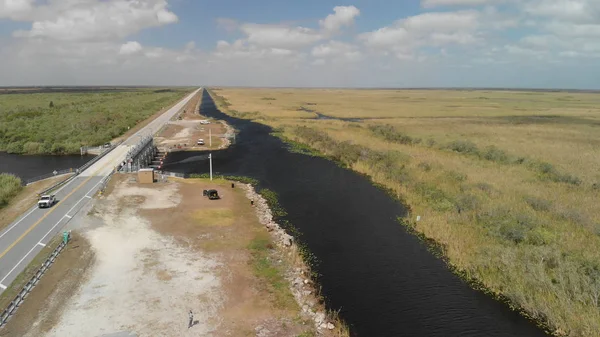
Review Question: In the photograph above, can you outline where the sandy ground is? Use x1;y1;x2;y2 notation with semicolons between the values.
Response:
154;120;227;152
154;94;228;152
7;174;315;337
38;177;223;337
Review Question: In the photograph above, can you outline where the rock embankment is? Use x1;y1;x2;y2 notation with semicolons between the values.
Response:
240;184;342;334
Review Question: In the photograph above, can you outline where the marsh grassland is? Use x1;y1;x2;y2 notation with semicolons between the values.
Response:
209;87;600;336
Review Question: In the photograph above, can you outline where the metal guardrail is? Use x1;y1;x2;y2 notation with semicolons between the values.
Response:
25;169;74;185
0;234;70;328
36;140;124;197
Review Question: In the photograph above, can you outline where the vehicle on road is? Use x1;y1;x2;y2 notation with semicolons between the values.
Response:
197;139;205;145
38;194;56;208
200;120;210;125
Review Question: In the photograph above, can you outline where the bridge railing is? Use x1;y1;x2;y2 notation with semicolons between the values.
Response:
35;140;124;197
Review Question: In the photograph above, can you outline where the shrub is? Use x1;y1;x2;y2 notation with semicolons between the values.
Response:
530;161;581;185
444;170;467;183
455;194;480;212
0;173;23;208
413;182;455;212
445;140;478;154
368;124;420;145
473;182;495;194
480;145;510;163
477;208;539;244
417;161;432;172
524;196;552;212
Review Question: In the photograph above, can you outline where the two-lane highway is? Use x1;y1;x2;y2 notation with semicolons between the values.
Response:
0;88;200;291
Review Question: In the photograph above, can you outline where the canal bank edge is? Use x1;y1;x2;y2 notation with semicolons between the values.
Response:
240;182;349;335
206;88;561;337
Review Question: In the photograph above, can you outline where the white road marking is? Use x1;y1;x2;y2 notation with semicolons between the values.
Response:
85;195;92;199
0;177;103;284
0;244;40;284
0;207;37;240
0;88;200;286
37;242;46;247
65;215;72;219
0;284;6;290
38;177;105;243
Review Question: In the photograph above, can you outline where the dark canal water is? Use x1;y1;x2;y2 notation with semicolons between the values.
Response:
163;91;549;337
0;152;93;182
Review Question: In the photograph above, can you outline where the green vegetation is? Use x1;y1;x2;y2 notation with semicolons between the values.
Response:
249;233;297;309
189;173;259;185
210;88;600;337
0;173;23;209
0;88;192;154
259;189;288;217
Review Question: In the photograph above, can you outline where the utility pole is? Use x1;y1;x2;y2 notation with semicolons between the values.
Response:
209;128;212;147
209;153;213;181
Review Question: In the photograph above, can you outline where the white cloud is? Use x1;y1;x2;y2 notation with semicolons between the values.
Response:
312;40;362;61
240;24;322;49
119;41;142;55
359;10;483;59
319;6;360;33
0;1;600;88
421;0;502;8
523;0;599;23
0;0;34;20
12;0;178;42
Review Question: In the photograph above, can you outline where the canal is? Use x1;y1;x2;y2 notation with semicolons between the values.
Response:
161;90;549;337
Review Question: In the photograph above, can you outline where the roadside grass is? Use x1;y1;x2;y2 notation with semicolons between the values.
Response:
249;232;298;310
0;88;193;155
0;235;62;311
0;174;22;208
211;88;600;336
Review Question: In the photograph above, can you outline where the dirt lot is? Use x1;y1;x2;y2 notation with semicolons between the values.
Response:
154;117;228;152
6;174;315;337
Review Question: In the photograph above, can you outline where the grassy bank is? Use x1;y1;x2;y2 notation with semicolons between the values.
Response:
0;88;193;155
208;88;600;337
0;173;22;209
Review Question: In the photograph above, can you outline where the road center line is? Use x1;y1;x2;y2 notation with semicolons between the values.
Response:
0;207;37;241
38;167;108;244
0;159;109;261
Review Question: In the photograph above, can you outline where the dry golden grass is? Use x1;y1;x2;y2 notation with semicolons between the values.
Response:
211;87;600;337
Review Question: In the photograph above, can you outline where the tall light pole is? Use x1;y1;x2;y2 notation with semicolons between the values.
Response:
209;152;213;181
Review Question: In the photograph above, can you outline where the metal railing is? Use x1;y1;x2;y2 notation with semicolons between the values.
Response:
35;140;124;197
25;169;74;185
0;235;70;327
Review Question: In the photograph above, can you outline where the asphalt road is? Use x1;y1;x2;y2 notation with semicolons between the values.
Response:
0;88;201;292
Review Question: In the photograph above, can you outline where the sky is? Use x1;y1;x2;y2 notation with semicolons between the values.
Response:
0;0;599;88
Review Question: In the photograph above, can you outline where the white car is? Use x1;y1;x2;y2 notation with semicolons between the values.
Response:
38;194;56;208
200;120;210;125
197;139;205;145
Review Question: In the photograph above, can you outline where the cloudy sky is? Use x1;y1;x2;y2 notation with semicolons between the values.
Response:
0;0;599;88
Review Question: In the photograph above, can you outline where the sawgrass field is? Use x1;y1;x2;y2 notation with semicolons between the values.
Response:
0;87;193;155
209;87;600;336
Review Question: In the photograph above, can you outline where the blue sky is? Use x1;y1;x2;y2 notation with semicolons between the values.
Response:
0;0;599;88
